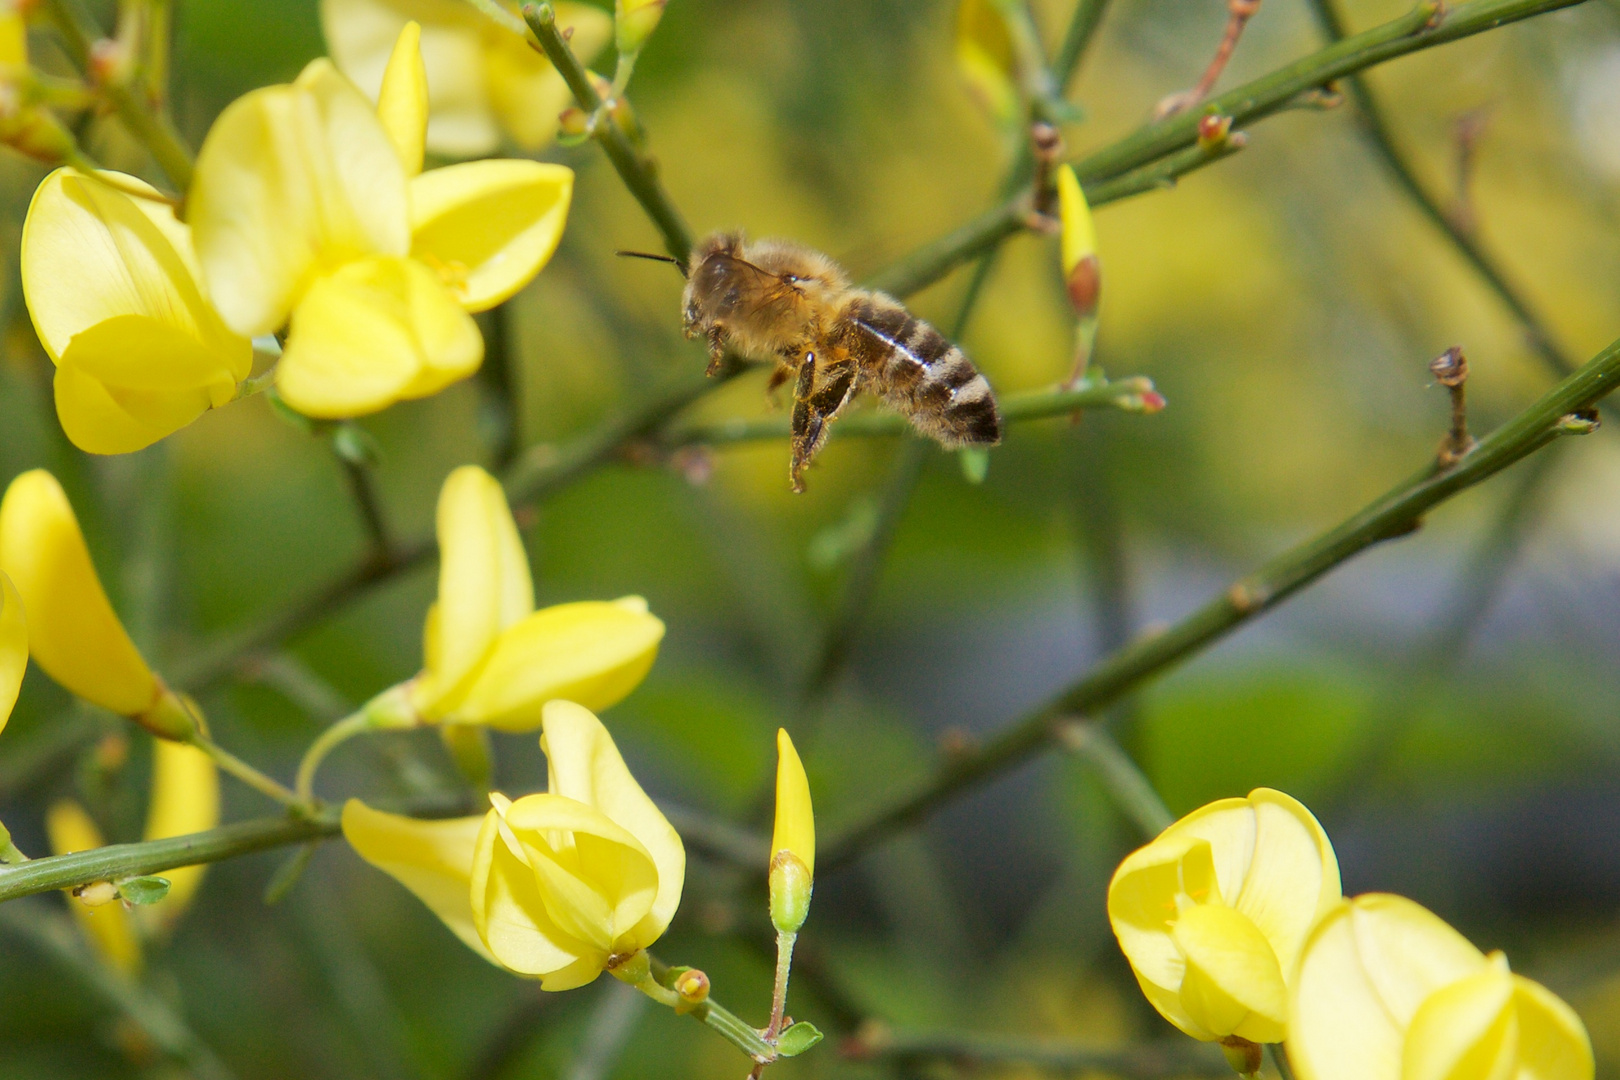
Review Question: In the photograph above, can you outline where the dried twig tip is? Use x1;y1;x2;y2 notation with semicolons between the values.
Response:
1429;345;1467;387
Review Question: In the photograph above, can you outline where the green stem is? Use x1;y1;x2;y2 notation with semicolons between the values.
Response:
194;735;301;808
1052;0;1115;89
816;333;1620;873
1056;721;1174;836
522;3;693;265
643;953;775;1062
41;0;195;190
767;930;796;1040
665;377;1159;449
294;709;377;804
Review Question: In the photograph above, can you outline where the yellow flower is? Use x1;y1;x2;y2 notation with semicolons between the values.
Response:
20;168;253;454
140;739;221;928
616;0;668;59
0;571;23;735
956;0;1019;127
0;470;187;734
0;0;28;68
1107;788;1340;1045
770;727;814;934
47;801;142;976
404;465;664;732
1290;894;1592;1080
321;0;612;156
342;700;685;990
189;25;572;418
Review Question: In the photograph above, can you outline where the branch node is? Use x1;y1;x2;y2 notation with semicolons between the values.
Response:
1431;346;1475;467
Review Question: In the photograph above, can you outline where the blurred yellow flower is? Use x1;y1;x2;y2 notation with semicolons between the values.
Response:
0;470;194;739
20;168;253;453
343;700;686;990
956;0;1019;126
321;0;612;156
189;26;572;418
47;800;142;976
1107;788;1340;1045
616;0;668;61
0;0;26;68
0;571;23;734
770;727;814;934
141;739;221;928
405;465;664;732
1290;894;1593;1080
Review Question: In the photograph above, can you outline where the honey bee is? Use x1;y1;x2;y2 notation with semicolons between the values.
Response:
653;232;1003;492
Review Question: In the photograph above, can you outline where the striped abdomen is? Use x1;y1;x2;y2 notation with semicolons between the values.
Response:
844;293;1002;446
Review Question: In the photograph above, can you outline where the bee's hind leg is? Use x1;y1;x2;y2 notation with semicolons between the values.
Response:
789;352;857;493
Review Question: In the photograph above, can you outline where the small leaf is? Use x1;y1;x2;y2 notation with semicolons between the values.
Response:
807;496;879;572
116;875;171;905
776;1021;824;1058
264;842;319;905
959;447;990;484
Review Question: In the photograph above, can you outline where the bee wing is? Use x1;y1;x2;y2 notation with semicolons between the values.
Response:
711;253;798;301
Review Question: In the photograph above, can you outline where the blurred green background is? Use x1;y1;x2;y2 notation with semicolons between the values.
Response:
6;0;1620;1076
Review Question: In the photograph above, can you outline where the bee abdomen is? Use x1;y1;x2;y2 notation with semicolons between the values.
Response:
848;295;1002;447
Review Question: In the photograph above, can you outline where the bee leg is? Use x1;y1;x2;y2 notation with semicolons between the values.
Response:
789;354;857;493
764;360;796;409
704;325;728;376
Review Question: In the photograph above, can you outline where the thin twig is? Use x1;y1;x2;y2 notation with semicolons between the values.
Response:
1052;0;1117;90
522;3;693;265
815;332;1620;873
1055;720;1174;837
1158;0;1264;118
336;453;396;568
1302;0;1581;378
565;980;648;1080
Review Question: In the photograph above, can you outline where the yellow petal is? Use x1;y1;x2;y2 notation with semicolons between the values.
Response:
410;159;573;312
442;600;665;731
1404;965;1519;1080
503;792;661;954
46;801;141;976
23;170;246;364
141;739;221;923
417;464;534;706
190;59;410;337
539;700;684;947
277;254;482;418
341;798;496;963
0;470;158;716
1289;896;1487;1080
1171;903;1287;1042
1109;831;1222;998
482;4;612;150
1511;975;1594;1080
955;0;1019;126
772;728;814;877
469;804;598;982
0;571;26;734
378;21;428;176
1057;163;1096;277
51;361;195;456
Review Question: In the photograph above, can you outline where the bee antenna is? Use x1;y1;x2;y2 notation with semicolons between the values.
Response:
616;250;688;277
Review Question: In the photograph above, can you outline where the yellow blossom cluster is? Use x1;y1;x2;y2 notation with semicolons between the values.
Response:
1108;788;1594;1080
19;20;572;453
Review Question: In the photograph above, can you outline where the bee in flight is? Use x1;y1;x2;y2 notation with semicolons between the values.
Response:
627;232;1002;492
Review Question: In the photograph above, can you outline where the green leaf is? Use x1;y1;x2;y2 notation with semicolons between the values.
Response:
959;446;990;484
776;1021;823;1058
116;875;171;905
264;842;319;905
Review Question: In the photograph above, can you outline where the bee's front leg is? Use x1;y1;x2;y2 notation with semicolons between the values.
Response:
704;324;729;377
789;351;857;493
764;347;800;409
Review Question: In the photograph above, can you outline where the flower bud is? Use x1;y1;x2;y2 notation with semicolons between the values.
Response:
615;0;668;58
955;0;1019;126
48;800;140;975
1056;164;1099;319
1197;113;1234;150
0;86;75;164
769;729;815;934
1221;1037;1262;1077
673;967;710;1005
75;880;120;907
558;106;590;138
